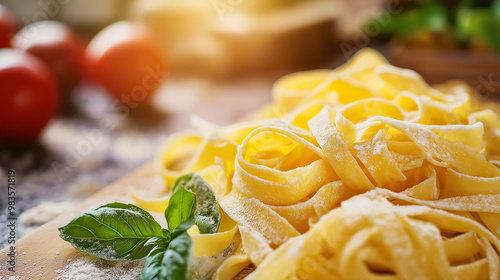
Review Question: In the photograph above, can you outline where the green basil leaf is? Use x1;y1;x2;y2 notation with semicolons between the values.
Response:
140;232;193;280
165;186;197;234
58;202;163;260
171;173;221;234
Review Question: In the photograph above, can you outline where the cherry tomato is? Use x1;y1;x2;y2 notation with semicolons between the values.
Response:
0;49;59;146
13;21;86;99
85;21;166;106
0;4;17;48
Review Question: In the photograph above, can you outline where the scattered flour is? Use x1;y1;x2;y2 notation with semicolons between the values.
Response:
190;241;239;280
20;202;75;226
56;241;239;280
112;133;155;164
56;258;145;280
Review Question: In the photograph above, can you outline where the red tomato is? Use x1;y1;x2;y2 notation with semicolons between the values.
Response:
85;21;166;106
13;21;85;99
0;4;17;48
0;49;59;146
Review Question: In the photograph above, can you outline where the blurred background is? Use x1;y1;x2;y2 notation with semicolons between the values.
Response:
1;0;499;247
1;0;380;78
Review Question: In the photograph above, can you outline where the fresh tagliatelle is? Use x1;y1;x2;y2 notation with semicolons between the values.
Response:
136;49;500;279
247;195;500;280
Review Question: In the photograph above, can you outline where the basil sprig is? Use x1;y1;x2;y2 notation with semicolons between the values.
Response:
58;173;219;280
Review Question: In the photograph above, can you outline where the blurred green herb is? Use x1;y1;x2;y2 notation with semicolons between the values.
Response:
366;0;500;51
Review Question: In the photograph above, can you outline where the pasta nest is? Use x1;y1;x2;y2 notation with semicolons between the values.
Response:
139;49;500;279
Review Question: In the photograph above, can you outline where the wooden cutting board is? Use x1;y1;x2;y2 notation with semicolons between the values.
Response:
0;162;158;279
